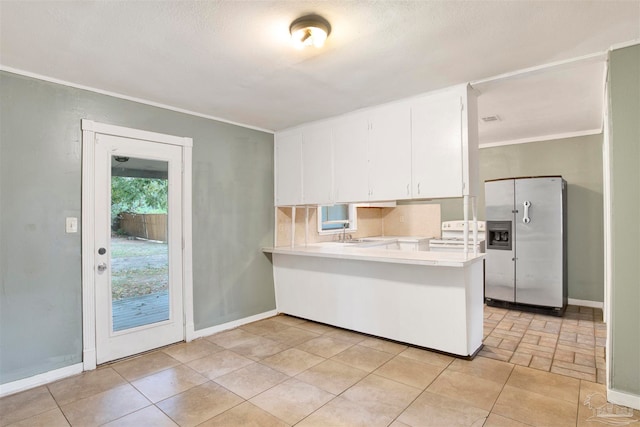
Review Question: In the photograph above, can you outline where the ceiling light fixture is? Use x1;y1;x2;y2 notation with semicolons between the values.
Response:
290;14;331;49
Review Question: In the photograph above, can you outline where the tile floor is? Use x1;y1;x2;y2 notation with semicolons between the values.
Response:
2;305;638;427
480;305;606;384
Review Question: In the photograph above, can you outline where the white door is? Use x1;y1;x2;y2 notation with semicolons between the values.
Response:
94;133;184;364
302;123;333;205
411;90;463;198
274;130;303;206
333;113;370;203
368;102;412;201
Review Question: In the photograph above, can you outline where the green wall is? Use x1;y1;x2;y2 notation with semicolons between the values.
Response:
608;45;640;398
435;134;605;302
0;71;275;385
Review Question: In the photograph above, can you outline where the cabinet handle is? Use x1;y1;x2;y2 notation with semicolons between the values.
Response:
406;184;409;195
418;183;421;194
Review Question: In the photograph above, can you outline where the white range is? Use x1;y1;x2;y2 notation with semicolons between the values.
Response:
429;220;486;253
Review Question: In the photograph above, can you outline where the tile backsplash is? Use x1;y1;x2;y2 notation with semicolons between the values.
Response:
275;204;441;247
381;204;441;238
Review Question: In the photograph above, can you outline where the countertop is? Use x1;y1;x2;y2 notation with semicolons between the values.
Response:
263;242;485;267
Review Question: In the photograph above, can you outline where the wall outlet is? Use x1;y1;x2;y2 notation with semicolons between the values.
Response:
400;215;405;223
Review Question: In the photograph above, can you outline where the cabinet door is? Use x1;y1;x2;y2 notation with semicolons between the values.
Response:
333;113;370;203
368;102;412;201
275;130;302;206
411;92;463;198
302;124;333;205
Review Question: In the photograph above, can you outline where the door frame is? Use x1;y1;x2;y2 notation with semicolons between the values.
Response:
81;119;194;371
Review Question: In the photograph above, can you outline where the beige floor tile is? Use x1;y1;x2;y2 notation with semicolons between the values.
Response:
270;314;307;326
102;405;178;427
204;328;260;348
557;342;596;356
60;383;150;427
520;333;540;345
507;365;580;404
359;337;408;355
0;386;58;427
341;374;421;420
331;344;394;372
111;351;180;382
483;336;502;347
263;326;319;346
261;348;324;376
296;336;355;358
156;381;243;427
241;319;292;336
483;413;532;426
324;328;367;344
295;360;368;395
498;339;519;351
529;356;552;371
550;365;596;382
553;348;575;362
374;355;444;389
199;401;288;427
297;395;393;427
492;384;577;426
490;328;525;340
398;347;454;368
427;369;504;411
478;346;513;362
510;352;533;366
213;363;289;399
131;364;208;402
186;349;254;379
294;320;337;335
515;342;555;358
250;378;334;425
397;390;488;427
447;357;514;385
228;335;290;360
552;359;596;375
4;407;69;427
389;421;412;427
47;368;126;406
161;339;223;363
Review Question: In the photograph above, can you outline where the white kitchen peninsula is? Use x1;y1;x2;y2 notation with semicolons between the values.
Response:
264;243;485;358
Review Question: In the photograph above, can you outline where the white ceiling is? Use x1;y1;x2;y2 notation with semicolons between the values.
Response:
1;1;638;143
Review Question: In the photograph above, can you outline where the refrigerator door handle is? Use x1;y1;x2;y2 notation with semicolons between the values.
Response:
523;201;531;223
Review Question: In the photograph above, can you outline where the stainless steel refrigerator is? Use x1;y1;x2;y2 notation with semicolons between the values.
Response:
484;176;567;313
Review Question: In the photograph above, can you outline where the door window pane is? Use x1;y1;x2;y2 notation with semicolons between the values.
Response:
110;156;169;332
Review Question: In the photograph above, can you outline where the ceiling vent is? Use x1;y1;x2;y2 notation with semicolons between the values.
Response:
481;115;501;123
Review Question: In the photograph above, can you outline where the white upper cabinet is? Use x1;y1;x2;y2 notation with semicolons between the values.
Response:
274;130;303;206
302;123;333;205
412;89;463;198
368;102;412;201
412;85;478;198
333;113;369;203
274;83;478;206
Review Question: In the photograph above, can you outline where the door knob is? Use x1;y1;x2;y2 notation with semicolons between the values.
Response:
97;263;108;272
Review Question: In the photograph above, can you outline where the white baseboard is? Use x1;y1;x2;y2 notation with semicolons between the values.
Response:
191;309;278;340
0;363;84;398
568;298;603;309
608;388;640;410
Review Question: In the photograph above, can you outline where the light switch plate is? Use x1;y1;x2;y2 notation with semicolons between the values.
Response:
66;217;78;233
